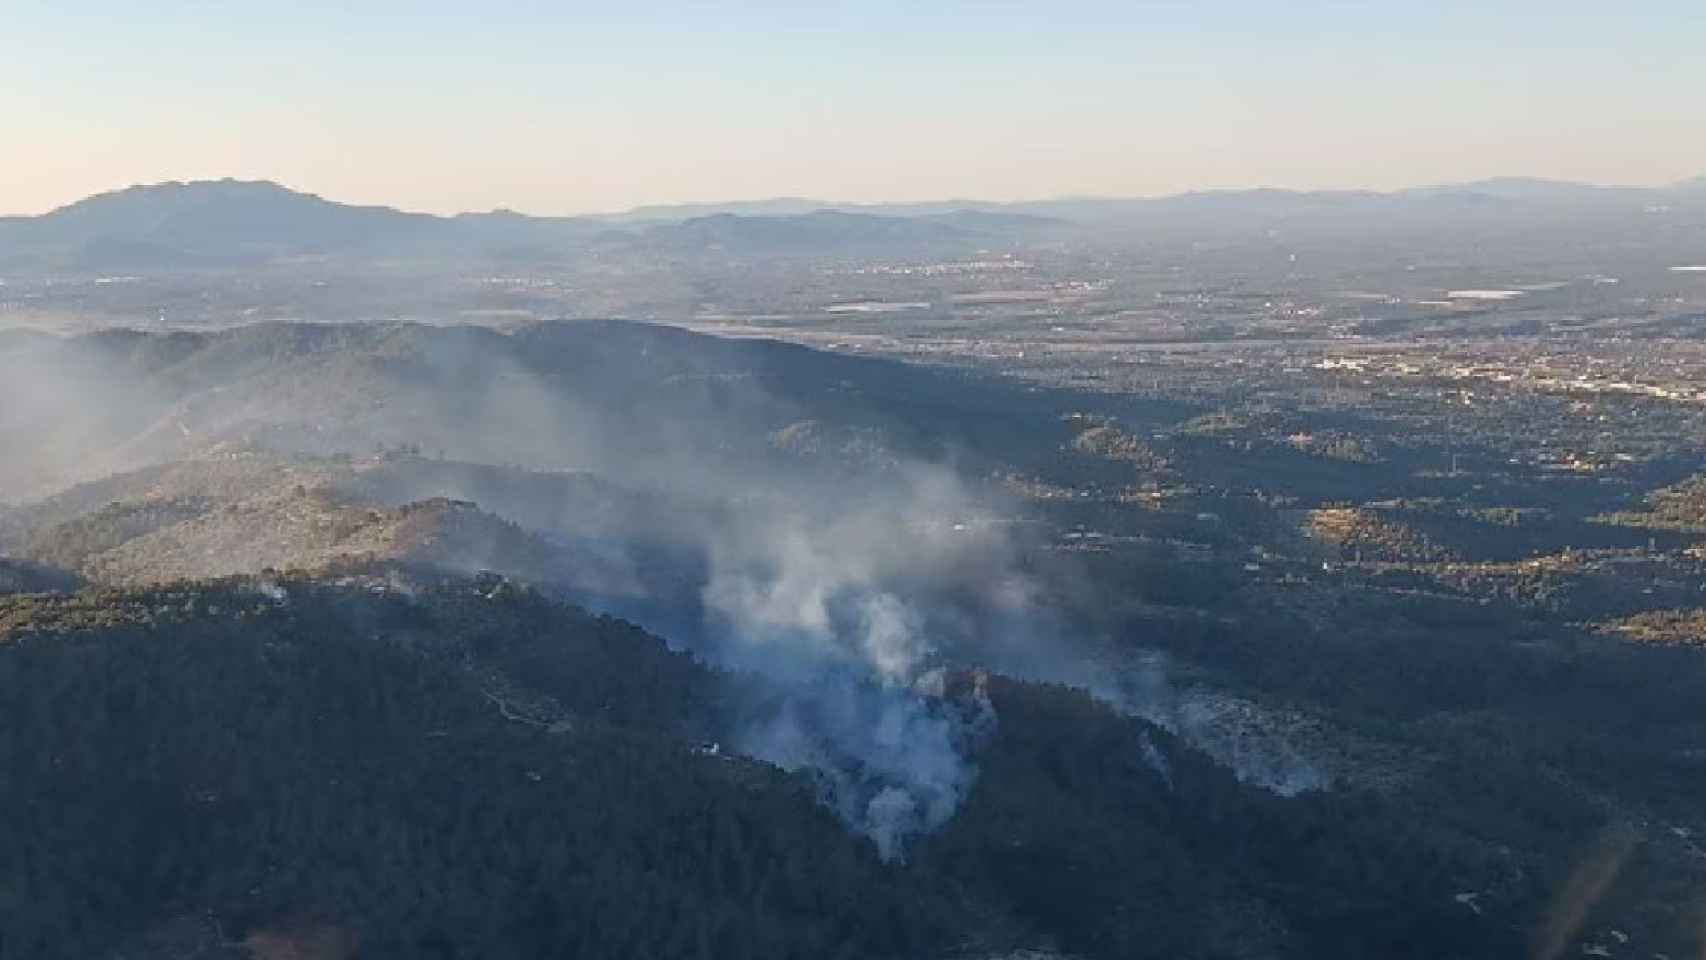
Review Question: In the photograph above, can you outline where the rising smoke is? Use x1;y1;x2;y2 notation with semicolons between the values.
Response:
692;470;1014;859
0;319;1325;860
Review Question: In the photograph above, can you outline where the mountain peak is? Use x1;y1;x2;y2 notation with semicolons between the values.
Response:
45;178;321;216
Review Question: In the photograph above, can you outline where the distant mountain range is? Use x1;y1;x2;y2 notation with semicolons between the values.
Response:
2;175;1702;271
590;175;1706;221
0;180;1063;271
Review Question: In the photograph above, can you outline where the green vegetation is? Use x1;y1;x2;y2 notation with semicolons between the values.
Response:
1597;474;1706;532
7;319;1706;958
1;570;1608;960
1066;415;1169;473
24;496;214;571
1306;507;1454;562
0;574;967;960
0;558;81;596
1286;432;1381;464
1598;607;1706;646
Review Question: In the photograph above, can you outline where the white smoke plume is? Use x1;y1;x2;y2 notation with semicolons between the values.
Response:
695;467;1009;860
739;669;995;862
1094;652;1328;796
0;318;1330;859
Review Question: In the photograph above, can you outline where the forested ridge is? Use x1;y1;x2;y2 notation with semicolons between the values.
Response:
0;573;968;959
0;568;1623;959
6;318;1706;957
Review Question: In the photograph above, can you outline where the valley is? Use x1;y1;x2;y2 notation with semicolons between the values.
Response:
4;179;1706;959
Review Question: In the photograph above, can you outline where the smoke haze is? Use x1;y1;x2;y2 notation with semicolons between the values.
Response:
0;319;1324;858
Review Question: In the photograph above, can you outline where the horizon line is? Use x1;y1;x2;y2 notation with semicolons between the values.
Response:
10;171;1705;222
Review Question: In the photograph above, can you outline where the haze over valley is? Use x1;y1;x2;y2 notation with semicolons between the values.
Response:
10;4;1706;958
3;170;1706;958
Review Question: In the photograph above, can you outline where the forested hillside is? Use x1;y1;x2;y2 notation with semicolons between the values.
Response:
0;570;1559;960
7;319;1706;958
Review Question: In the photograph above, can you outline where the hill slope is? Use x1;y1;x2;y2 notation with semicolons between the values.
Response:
1;571;1546;959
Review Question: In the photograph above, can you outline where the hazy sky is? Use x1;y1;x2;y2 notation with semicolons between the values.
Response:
6;1;1704;215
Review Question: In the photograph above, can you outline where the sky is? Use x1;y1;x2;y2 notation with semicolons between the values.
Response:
5;1;1704;216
